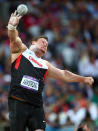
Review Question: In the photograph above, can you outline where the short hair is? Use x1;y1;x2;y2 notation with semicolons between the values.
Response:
32;36;48;42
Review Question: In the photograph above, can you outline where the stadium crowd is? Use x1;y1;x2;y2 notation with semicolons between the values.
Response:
0;0;98;130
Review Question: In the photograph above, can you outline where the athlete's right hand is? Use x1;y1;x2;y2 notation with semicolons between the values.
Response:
8;10;22;27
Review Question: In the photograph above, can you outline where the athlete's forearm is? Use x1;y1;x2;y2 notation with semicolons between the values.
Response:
8;29;19;42
7;11;22;43
63;70;85;83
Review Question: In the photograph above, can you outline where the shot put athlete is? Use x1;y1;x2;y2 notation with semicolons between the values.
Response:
7;11;94;131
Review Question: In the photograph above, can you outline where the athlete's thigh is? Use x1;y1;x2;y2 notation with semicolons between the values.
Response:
27;107;46;131
8;99;27;131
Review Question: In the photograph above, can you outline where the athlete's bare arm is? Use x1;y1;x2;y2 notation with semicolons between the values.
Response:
45;61;94;86
8;28;26;53
7;11;27;62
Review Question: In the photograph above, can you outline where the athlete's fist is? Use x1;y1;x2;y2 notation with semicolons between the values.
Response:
8;10;22;27
84;77;94;86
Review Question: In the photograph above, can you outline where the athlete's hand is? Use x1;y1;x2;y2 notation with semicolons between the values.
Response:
8;10;22;27
84;77;94;86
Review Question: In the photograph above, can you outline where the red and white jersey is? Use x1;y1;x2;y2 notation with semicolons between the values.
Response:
9;49;48;107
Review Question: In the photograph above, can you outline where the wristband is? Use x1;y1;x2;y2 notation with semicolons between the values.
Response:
7;24;17;30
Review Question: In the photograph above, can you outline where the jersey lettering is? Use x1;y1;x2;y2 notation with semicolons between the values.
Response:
21;75;39;91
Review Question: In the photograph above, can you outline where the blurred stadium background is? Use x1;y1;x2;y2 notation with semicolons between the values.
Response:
0;0;98;131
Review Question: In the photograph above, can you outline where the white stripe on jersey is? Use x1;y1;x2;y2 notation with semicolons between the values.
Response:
22;49;48;69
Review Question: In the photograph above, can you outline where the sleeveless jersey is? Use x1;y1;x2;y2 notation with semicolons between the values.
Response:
9;49;48;107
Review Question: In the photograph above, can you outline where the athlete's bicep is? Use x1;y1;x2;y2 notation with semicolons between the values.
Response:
45;61;64;80
10;37;27;53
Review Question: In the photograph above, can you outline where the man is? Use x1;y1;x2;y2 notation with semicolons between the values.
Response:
7;11;94;131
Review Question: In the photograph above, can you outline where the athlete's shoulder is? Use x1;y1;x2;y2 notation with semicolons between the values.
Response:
42;60;50;67
11;46;27;63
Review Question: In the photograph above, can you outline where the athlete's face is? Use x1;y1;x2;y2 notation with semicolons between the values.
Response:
30;38;48;56
37;38;48;53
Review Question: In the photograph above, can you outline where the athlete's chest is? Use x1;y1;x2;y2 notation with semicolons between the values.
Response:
22;49;48;69
19;49;48;91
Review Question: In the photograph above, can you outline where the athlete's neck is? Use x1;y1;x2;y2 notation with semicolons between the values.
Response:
29;45;41;58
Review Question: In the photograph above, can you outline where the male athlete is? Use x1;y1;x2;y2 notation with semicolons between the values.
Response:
7;11;94;131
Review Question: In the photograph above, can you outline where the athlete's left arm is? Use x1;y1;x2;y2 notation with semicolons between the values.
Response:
45;61;94;86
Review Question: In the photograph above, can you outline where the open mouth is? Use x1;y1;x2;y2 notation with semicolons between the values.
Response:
41;49;45;54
